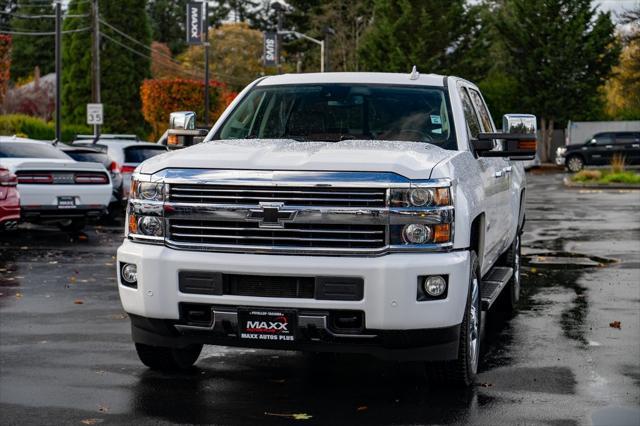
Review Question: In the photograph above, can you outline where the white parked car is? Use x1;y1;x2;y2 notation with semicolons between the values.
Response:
117;72;537;386
0;137;112;231
72;135;169;202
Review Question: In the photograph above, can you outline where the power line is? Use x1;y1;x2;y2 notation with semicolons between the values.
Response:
0;27;90;35
0;12;90;19
100;32;203;79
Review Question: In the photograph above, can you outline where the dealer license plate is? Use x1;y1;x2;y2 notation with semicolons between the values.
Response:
238;308;297;343
57;196;77;209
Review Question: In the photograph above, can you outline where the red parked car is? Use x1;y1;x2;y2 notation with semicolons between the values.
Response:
0;167;19;231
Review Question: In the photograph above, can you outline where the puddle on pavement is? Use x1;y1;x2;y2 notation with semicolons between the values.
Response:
524;251;618;270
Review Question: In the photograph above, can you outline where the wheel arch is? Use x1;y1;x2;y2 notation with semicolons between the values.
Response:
469;213;485;274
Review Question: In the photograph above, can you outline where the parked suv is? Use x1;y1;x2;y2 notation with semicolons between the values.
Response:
72;135;169;203
557;131;640;172
117;72;537;386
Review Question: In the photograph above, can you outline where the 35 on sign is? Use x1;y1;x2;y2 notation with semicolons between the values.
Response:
87;103;103;125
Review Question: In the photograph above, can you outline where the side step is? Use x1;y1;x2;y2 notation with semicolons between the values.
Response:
480;266;513;310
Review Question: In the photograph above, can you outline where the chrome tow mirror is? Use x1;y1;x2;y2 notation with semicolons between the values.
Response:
169;111;196;130
473;114;537;160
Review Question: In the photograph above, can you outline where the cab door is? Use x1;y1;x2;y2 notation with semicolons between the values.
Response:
615;132;640;165
458;83;508;274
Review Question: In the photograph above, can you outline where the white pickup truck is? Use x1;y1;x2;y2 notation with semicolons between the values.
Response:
117;72;537;386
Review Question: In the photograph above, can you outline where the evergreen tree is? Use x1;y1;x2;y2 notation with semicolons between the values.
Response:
358;0;470;74
9;0;55;80
62;0;151;135
0;0;18;28
495;0;620;160
147;0;187;55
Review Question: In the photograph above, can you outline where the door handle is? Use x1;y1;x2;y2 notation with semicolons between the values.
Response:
632;144;640;148
503;166;513;174
605;145;613;149
494;170;504;178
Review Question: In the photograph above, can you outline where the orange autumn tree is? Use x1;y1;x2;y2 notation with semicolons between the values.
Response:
140;78;236;140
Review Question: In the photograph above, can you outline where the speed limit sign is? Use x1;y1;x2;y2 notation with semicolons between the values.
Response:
87;103;103;125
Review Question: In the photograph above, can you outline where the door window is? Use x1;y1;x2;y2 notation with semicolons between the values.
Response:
458;87;481;138
593;134;613;145
468;88;494;132
614;133;639;144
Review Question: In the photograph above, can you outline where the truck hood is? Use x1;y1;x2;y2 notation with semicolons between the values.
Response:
138;139;454;180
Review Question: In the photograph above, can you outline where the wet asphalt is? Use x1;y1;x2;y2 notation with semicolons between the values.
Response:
0;171;639;425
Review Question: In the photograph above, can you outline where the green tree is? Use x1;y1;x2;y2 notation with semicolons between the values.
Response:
62;0;152;135
9;0;55;80
495;0;620;160
357;0;471;74
146;0;187;55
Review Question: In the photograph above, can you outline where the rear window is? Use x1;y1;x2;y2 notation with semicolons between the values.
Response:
65;151;111;168
0;142;71;159
124;146;167;163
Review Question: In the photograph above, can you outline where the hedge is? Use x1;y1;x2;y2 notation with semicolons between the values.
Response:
0;114;91;142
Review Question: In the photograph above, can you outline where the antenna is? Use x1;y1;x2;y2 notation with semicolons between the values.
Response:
409;65;420;80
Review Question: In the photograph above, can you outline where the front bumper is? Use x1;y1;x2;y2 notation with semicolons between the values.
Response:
118;238;470;331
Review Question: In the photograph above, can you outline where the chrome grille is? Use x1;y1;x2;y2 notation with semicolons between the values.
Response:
169;184;387;208
167;219;386;249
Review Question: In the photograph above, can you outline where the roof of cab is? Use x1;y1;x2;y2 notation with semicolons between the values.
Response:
257;72;447;87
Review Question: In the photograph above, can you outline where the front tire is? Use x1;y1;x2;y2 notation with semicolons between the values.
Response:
566;155;584;172
427;251;480;387
135;343;202;371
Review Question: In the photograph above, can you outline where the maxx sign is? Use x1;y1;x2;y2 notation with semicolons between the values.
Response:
186;2;203;45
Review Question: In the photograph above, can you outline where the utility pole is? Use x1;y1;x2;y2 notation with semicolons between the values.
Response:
54;0;61;142
323;27;335;72
91;0;101;138
203;1;210;128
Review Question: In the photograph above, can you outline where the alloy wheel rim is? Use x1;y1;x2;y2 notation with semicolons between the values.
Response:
469;277;480;373
569;157;582;172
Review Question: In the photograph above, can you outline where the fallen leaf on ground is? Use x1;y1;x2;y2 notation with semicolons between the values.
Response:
265;412;312;420
78;234;88;241
609;321;621;329
97;405;109;413
357;406;368;411
48;261;58;264
70;276;77;283
15;293;22;299
80;419;103;425
479;383;494;388
74;299;84;305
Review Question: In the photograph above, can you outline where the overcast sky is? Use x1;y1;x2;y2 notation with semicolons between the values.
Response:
595;0;638;16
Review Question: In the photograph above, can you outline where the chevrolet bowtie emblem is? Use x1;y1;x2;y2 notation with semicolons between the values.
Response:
247;202;297;228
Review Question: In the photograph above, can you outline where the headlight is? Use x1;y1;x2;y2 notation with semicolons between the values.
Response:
130;180;164;201
556;147;566;156
390;187;451;207
393;223;451;245
127;177;165;241
403;224;431;244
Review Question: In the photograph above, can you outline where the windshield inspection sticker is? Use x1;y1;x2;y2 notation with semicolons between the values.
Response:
430;115;442;125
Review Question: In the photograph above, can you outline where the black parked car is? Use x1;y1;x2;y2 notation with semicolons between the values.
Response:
557;131;640;172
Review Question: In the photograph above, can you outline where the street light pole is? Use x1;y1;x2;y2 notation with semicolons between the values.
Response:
203;1;209;127
278;30;325;72
54;0;61;142
91;0;101;138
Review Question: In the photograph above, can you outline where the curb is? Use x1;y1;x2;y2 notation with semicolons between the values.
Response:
563;177;640;190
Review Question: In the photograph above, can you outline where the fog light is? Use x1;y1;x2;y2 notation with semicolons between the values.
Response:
402;224;431;244
138;216;163;236
423;275;447;297
121;263;137;284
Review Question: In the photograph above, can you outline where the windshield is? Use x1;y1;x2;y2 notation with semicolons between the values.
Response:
66;151;111;167
124;146;167;163
216;84;456;149
0;142;72;159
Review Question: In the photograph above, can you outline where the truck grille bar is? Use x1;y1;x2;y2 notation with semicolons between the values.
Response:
167;220;386;249
169;184;387;208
